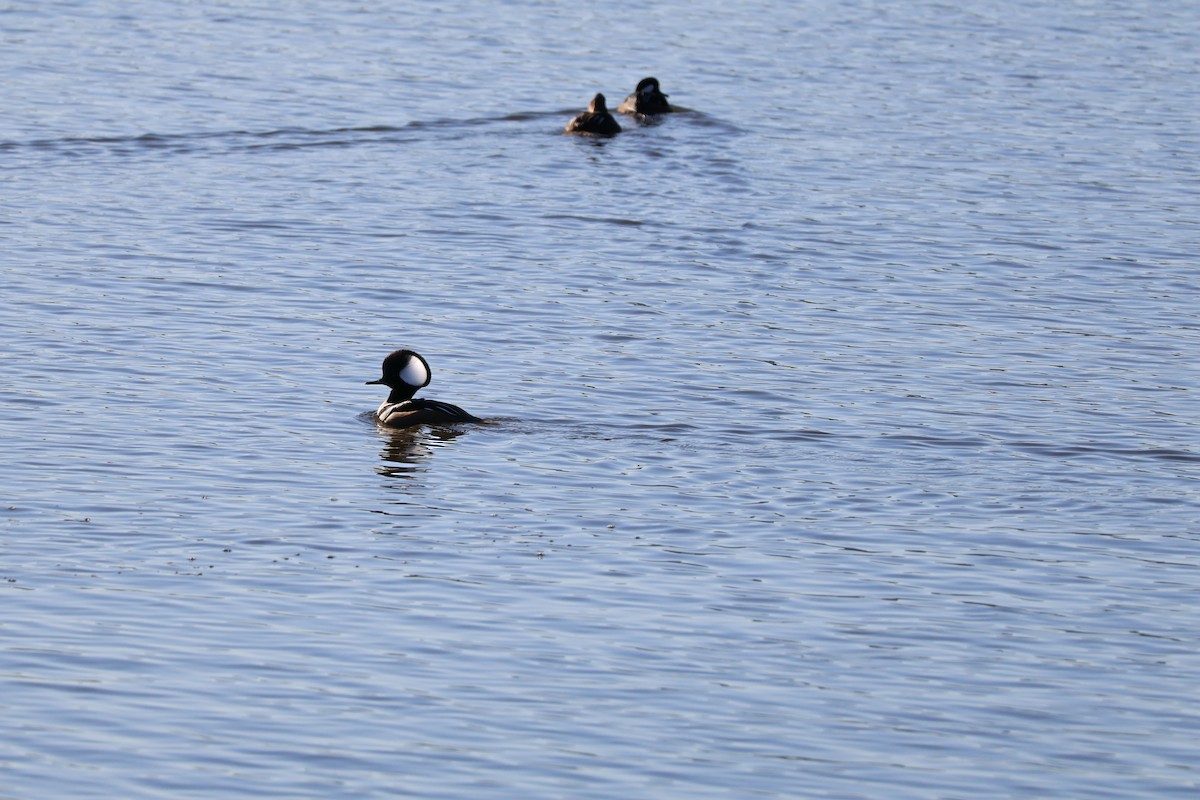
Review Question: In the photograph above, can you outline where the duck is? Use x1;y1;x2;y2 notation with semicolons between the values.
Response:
366;349;481;428
564;93;622;135
617;77;675;116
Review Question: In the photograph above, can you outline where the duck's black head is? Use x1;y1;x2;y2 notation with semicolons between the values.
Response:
636;77;665;98
366;349;432;401
589;93;609;114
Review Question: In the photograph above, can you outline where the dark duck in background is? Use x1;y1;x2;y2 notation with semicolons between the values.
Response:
617;77;676;116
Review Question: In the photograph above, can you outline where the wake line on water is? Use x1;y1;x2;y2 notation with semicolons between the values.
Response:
1;108;734;161
0;109;581;160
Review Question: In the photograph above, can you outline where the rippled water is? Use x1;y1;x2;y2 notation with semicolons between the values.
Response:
3;0;1199;797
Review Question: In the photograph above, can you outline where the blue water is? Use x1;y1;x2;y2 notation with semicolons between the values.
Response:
3;0;1199;797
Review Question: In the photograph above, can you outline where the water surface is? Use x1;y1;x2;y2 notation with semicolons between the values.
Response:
2;0;1198;797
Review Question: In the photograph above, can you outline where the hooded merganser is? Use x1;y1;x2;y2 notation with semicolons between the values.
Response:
564;93;622;135
617;77;675;115
366;349;481;428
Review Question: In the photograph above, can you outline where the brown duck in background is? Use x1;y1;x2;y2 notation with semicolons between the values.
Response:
564;93;622;135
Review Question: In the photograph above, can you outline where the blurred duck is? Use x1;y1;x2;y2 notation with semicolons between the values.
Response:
617;77;676;115
564;93;621;135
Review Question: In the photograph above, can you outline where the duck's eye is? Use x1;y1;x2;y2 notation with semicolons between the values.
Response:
400;358;429;387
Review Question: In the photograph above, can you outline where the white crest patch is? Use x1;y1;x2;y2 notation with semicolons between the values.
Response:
399;357;429;388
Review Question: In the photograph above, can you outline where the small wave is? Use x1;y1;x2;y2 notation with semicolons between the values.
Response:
543;213;648;228
1009;441;1200;463
884;432;1199;464
883;433;992;449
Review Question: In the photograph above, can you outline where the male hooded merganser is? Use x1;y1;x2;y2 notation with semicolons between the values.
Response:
564;93;621;135
366;349;481;428
617;77;675;115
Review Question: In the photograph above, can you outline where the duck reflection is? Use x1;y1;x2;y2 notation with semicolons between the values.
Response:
375;425;469;479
